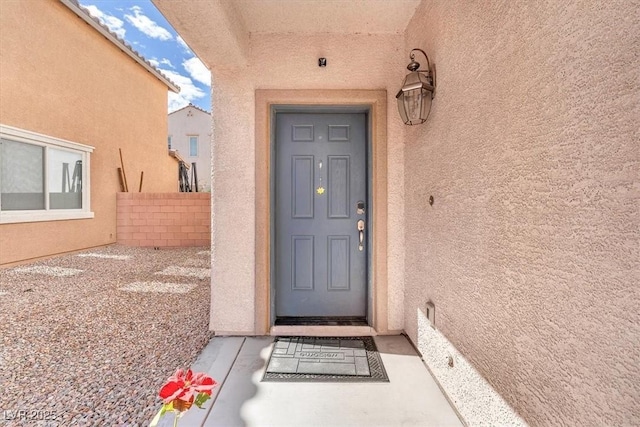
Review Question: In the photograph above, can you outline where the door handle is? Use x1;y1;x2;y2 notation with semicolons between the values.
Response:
357;219;365;251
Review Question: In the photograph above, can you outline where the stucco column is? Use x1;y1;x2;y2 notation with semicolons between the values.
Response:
209;70;256;334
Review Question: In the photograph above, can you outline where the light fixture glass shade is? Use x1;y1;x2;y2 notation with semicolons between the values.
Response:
396;70;434;125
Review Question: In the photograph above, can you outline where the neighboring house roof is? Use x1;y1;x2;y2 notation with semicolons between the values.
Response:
169;103;211;115
59;0;180;93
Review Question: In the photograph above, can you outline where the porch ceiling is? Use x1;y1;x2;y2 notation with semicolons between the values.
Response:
235;0;421;35
153;0;420;67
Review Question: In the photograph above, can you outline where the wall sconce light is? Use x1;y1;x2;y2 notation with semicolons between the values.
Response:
396;48;436;125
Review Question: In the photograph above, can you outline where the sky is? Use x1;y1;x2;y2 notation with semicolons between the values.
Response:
78;0;211;113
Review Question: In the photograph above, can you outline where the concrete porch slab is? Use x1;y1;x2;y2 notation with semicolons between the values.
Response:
165;335;463;427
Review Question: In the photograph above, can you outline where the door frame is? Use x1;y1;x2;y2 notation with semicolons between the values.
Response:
254;90;389;335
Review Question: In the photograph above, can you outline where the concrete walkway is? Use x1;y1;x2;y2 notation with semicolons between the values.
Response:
161;335;464;427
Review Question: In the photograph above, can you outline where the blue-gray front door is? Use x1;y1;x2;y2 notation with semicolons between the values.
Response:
275;112;368;317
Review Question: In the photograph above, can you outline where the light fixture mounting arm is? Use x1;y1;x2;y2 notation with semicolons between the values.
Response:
407;48;431;72
406;48;435;98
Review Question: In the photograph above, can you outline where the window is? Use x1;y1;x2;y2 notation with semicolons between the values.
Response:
168;135;172;149
0;124;94;224
189;136;198;157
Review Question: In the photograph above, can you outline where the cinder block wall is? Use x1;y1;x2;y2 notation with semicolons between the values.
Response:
116;193;210;247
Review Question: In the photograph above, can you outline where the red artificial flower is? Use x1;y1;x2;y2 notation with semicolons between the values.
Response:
159;369;217;406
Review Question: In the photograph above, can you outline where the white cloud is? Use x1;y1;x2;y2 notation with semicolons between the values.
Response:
160;58;174;68
125;6;172;41
167;93;189;113
182;57;211;86
177;35;190;52
151;58;174;69
149;58;176;68
132;40;146;49
160;69;206;112
81;4;126;39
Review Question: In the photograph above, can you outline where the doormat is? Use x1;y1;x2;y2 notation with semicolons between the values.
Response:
262;336;389;382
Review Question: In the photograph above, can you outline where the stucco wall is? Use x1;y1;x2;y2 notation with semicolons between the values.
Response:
168;106;212;191
403;1;639;426
0;0;176;265
206;33;407;333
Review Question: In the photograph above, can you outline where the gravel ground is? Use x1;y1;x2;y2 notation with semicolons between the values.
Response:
0;245;213;427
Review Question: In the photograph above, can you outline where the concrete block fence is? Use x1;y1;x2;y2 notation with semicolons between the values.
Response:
116;193;210;247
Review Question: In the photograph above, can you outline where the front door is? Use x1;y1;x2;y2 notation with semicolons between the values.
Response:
275;112;368;318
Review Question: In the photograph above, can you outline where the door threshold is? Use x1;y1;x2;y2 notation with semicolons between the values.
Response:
270;325;376;337
275;317;368;326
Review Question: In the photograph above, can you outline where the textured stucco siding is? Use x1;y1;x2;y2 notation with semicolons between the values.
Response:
210;71;257;333
206;33;407;333
403;1;639;426
0;0;176;265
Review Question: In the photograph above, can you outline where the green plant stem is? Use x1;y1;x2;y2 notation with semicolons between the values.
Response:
173;411;179;427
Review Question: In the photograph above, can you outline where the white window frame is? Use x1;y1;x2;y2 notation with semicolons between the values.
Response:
0;124;94;224
189;135;198;157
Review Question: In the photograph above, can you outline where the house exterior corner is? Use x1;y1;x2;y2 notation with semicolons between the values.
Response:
0;0;177;265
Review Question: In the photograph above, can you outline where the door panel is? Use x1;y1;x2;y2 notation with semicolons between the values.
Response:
291;156;314;218
291;236;314;290
275;113;367;317
328;236;350;291
327;156;350;218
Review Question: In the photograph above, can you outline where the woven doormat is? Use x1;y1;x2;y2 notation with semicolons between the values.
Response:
262;336;389;382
